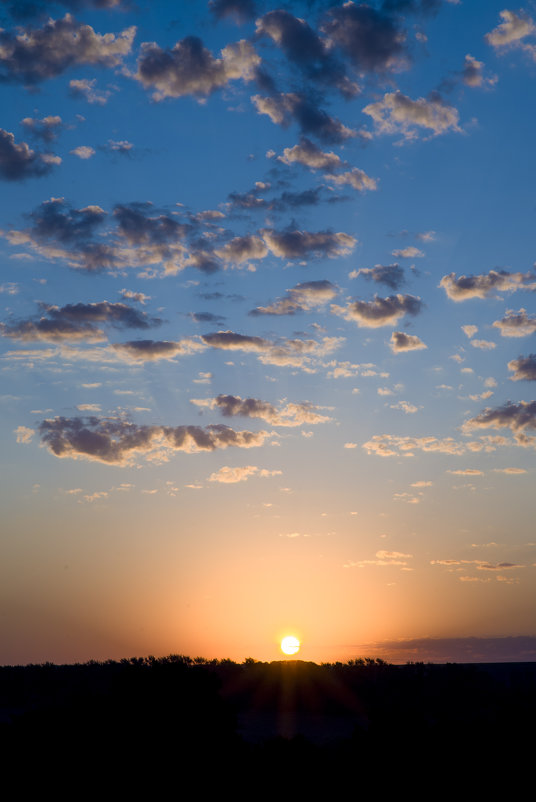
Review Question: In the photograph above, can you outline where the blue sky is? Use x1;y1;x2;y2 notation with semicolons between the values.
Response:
1;0;536;664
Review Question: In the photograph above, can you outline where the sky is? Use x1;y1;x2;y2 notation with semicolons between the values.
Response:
1;0;536;666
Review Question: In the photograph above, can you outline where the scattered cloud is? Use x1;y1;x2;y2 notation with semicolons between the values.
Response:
363;91;460;139
485;9;536;57
262;228;356;260
21;115;63;143
440;269;536;300
278;137;342;171
464;401;536;445
363;433;505;457
471;339;496;350
0;128;59;180
461;324;478;339
192;394;331;426
344;550;413;568
69;78;111;105
390;400;419;414
201;329;343;369
252;92;355;143
493;308;536;337
112;338;204;362
208;465;281;483
249;280;337;316
70;145;95;159
14;425;34;443
390;331;427;353
508;354;536;382
332;294;422;327
357;264;405;290
392;246;424;258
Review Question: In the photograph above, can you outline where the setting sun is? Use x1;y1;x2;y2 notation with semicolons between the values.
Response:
281;636;300;656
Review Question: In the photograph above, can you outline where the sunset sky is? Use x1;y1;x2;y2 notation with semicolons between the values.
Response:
1;0;536;665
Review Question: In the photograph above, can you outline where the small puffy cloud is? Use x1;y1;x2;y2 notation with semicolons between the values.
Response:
201;329;343;369
493;308;536;337
508;354;536;382
344;550;413;569
262;228;356;260
250;280;337;316
460;54;496;88
390;401;419;414
252;92;355;143
104;140;134;155
112;338;204;362
332;294;422;328
0;128;58;180
120;289;150;304
485;9;535;52
392;246;424;258
77;403;101;412
390;331;427;353
363;91;460;139
70;146;95;159
14;425;34;443
192;394;331;426
440;269;536;300
37;415;271;465
135;36;260;100
208;465;281;483
21;115;63;143
69;78;111;105
471;339;496;350
0;15;135;84
357;264;404;290
462;324;478;339
278;137;342;171
325;167;377;192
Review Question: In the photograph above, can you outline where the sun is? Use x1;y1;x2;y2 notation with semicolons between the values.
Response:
281;635;300;656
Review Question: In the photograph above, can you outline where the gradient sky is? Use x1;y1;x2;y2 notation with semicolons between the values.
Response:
1;0;536;665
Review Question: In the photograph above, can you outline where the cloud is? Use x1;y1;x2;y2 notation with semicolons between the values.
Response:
471;339;496;350
201;329;343;369
256;9;354;96
134;36;260;100
390;400;419;413
390;331;427;352
460;54;496;88
70;145;95;159
325;167;377;192
249;280;337;316
278;137;343;171
192;394;331;426
344;549;413;568
362;433;501;457
462;324;478;339
0;128;58;180
190;311;226;325
508;354;536;382
208;465;281;483
447;468;484;476
493;308;536;337
493;467;527;474
440;269;536;300
464;401;536;443
411;480;433;487
112;338;204;362
0;14;135;84
392;246;424;258
364;91;460;139
21;115;63;142
36;415;271;465
252;92;355;143
104;139;134;155
69;78;111;105
14;425;34;443
486;9;535;52
332;294;422;327
209;0;256;23
262;228;356;260
120;289;150;304
357;264;405;290
215;234;268;266
322;2;407;73
0;300;161;343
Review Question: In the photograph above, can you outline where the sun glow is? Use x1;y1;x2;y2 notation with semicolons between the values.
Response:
281;635;300;656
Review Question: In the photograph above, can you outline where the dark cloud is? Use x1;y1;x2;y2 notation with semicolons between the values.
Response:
201;329;342;368
252;92;354;143
0;128;59;180
390;330;426;352
113;202;190;246
268;187;325;212
215;234;268;265
37;415;269;465
190;311;226;325
322;3;406;73
440;269;536;300
508;354;536;382
250;279;337;315
112;338;203;362
465;401;536;435
0;14;135;84
192;393;331;426
493;308;536;338
256;10;355;96
0;300;161;343
197;291;244;302
134;36;259;100
332;293;422;327
20;115;63;143
209;0;256;23
357;264;405;290
262;227;356;259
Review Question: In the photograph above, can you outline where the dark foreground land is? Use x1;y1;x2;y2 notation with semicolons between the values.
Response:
2;656;535;790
